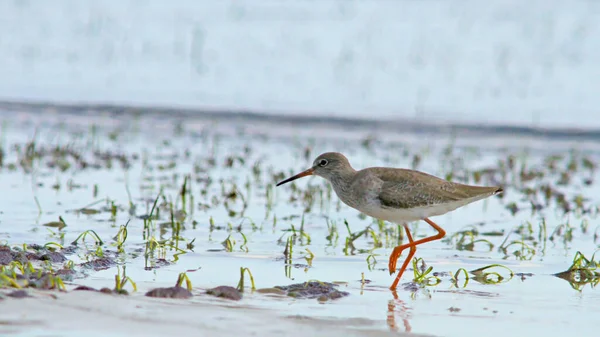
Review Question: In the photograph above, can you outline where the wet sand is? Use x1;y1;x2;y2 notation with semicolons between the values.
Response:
0;290;419;337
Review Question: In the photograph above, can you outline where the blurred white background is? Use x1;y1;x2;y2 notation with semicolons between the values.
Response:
0;0;598;128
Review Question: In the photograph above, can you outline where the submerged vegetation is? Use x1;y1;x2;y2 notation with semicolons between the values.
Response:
1;111;599;302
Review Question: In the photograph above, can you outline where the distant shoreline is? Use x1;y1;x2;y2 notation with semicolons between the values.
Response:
1;99;599;143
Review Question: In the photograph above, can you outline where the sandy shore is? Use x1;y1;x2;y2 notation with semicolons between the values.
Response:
0;290;425;337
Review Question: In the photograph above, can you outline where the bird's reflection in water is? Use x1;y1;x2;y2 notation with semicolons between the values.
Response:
387;293;412;333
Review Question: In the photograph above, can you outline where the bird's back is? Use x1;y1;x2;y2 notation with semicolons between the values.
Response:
354;166;502;214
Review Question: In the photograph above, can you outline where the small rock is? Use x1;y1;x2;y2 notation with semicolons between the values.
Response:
9;251;29;265
115;289;129;295
145;286;193;299
61;245;79;255
74;285;98;292
39;251;67;263
28;244;44;251
0;249;12;265
55;268;76;279
25;252;41;261
6;290;30;298
206;286;242;301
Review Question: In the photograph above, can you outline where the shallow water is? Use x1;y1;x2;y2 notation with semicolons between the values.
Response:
1;107;599;337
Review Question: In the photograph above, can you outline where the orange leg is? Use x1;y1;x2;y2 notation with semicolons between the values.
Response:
389;224;417;290
388;218;447;290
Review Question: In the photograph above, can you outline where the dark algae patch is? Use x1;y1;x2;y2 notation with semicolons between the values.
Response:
80;257;117;271
275;281;350;301
0;244;68;266
0;244;73;291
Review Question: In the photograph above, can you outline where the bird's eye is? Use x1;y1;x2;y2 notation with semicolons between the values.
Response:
318;159;329;167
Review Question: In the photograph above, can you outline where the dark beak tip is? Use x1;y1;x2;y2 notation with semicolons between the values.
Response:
275;167;314;187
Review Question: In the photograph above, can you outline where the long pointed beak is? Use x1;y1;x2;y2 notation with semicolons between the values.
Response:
276;167;315;186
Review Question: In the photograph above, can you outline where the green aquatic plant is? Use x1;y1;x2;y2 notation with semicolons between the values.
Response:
450;268;470;288
114;266;137;294
284;235;294;261
222;182;248;217
366;253;378;271
43;240;64;250
554;251;600;291
283;235;294;278
265;184;274;220
176;272;193;291
469;264;514;285
72;229;104;246
444;226;494;252
298;213;312;245
343;220;370;256
42;216;68;230
498;239;536;261
236;267;256;292
368;228;383;248
304;248;315;267
179;174;190;212
239;232;249;253
549;220;575;245
113;220;130;253
496;220;548;261
0;259;66;291
412;257;441;287
44;227;66;247
76;199;105;215
325;219;339;247
44;273;67;291
222;234;235;252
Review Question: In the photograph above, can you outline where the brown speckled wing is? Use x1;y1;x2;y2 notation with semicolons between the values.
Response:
373;168;499;209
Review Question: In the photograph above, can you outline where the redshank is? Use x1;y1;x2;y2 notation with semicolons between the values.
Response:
276;152;503;290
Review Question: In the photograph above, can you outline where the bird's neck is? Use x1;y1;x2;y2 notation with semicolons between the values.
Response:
331;168;355;185
328;169;357;205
